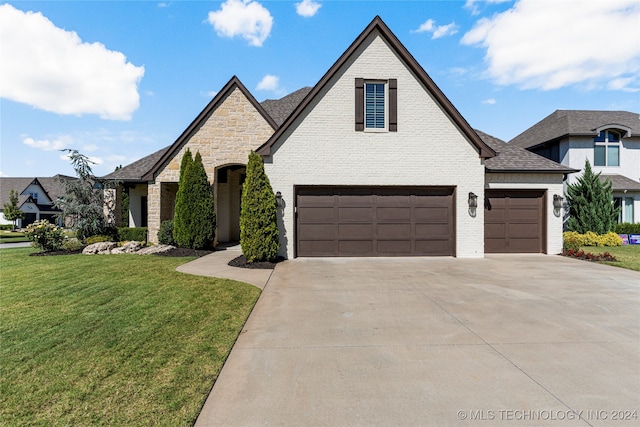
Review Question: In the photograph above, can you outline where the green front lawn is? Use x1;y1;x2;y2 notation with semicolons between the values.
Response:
0;231;29;243
0;248;260;426
580;245;640;272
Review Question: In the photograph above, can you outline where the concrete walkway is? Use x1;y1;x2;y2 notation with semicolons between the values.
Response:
194;254;640;426
177;244;274;289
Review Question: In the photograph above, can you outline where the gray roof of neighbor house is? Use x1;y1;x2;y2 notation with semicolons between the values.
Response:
103;146;170;182
477;130;578;174
599;174;640;192
510;110;640;149
0;175;75;209
261;87;313;127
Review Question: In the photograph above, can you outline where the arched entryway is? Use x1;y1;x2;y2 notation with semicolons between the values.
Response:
215;164;246;243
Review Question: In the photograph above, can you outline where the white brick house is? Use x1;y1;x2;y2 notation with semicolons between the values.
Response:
108;17;574;258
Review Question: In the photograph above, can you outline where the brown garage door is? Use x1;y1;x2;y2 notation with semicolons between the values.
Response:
296;187;455;257
485;190;545;253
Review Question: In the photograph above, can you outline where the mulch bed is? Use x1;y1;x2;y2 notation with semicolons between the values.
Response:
30;249;84;256
228;254;282;269
153;248;215;257
561;249;617;262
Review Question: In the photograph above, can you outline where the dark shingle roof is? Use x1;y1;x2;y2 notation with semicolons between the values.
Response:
103;146;171;181
477;130;577;174
599;174;640;192
0;175;74;208
260;87;313;127
510;110;640;149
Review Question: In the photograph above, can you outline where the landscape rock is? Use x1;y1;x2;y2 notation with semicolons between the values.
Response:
136;244;175;255
83;242;117;255
111;241;143;254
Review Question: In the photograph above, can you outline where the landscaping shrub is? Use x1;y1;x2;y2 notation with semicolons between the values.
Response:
614;223;640;234
240;151;279;262
85;235;113;245
158;220;176;246
173;149;193;247
61;237;85;251
563;231;622;250
562;248;617;262
25;220;65;252
0;224;14;231
118;227;147;242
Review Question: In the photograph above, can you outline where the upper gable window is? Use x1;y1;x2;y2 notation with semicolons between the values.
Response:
594;130;620;167
365;82;386;130
355;78;397;132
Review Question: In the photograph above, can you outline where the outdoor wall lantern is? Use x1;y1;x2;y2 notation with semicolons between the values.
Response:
553;194;564;217
468;192;478;217
275;191;284;208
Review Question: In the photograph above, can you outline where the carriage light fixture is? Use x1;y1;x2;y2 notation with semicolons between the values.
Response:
553;194;563;217
468;192;478;217
275;191;283;208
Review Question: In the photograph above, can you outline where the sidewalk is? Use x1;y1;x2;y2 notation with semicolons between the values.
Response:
176;244;274;289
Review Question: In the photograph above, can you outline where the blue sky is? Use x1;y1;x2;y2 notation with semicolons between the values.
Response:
1;0;639;178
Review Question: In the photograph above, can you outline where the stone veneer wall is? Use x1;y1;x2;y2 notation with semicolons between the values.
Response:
147;86;274;243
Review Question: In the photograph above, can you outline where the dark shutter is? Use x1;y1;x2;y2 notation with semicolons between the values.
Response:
355;78;364;131
389;78;397;132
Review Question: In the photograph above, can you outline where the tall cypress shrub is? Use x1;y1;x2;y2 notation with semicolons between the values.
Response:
189;152;216;249
240;151;280;262
173;149;193;247
566;159;619;234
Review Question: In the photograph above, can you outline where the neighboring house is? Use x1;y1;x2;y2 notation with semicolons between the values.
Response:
108;16;575;257
510;110;640;224
0;176;71;227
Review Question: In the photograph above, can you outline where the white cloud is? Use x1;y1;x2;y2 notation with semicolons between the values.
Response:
461;0;640;91
296;0;321;18
257;75;280;91
465;0;510;16
82;144;99;152
482;98;497;105
22;136;70;151
0;4;144;120
0;171;8;177
413;19;458;39
207;0;273;47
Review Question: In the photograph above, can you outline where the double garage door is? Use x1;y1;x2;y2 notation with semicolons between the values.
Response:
484;190;545;253
296;187;455;257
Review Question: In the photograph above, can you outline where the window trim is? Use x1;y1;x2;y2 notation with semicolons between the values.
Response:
364;80;388;132
594;130;621;167
355;78;397;132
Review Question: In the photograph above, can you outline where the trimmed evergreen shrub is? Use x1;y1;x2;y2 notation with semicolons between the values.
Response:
117;227;147;242
566;160;619;234
187;152;216;249
614;223;640;234
158;220;176;246
172;150;216;249
85;235;113;245
240;151;280;262
173;149;193;247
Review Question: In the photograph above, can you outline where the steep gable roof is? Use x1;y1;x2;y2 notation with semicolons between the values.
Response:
257;16;495;158
103;146;170;182
599;174;640;192
142;76;277;181
0;175;74;209
477;130;577;174
510;110;640;149
261;87;313;127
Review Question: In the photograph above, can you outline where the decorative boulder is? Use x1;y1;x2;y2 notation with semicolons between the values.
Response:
83;242;117;255
111;241;143;254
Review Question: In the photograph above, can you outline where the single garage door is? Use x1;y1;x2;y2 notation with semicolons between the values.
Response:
485;190;545;253
296;186;455;257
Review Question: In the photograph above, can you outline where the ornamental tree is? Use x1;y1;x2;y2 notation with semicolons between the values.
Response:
55;150;118;240
173;149;193;247
566;159;619;234
240;151;279;262
3;189;24;230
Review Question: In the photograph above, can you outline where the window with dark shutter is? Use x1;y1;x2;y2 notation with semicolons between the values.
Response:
355;78;397;132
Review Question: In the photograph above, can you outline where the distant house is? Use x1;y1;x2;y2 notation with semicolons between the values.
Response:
107;17;575;257
0;176;72;228
510;110;640;224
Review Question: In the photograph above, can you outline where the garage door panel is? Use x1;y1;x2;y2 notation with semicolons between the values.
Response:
338;224;373;239
414;206;450;221
415;239;452;255
377;223;411;238
298;240;335;256
338;194;374;206
415;223;451;238
377;240;411;255
299;223;334;239
338;240;374;255
298;195;334;206
339;207;374;222
298;207;334;222
377;207;411;221
485;190;544;254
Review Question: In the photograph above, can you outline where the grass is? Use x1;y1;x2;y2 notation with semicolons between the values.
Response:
579;244;640;272
0;231;29;243
0;247;261;426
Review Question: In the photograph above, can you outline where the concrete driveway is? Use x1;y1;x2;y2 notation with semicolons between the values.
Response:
195;255;640;426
